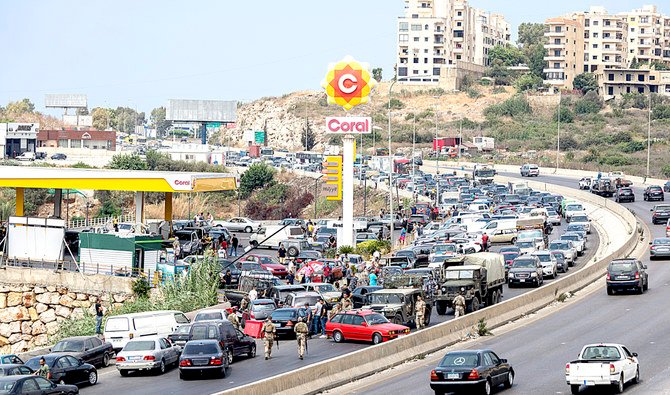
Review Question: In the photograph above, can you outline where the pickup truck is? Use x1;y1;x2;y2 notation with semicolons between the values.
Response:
578;177;591;190
565;343;639;394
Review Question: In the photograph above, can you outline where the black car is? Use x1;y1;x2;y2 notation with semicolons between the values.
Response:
218;259;242;287
606;259;648;295
351;286;383;308
178;340;228;380
25;354;97;387
266;285;306;307
0;364;32;376
188;320;256;364
664;181;670;193
168;324;193;348
50;336;114;368
643;185;665;201
294;250;322;265
270;308;308;337
651;204;670;224
50;153;67;160
615;187;635;203
507;256;543;288
0;375;78;395
35;152;47;160
430;349;514;395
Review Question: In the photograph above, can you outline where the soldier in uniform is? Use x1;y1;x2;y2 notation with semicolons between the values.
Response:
341;294;353;311
453;290;466;318
261;317;276;360
415;295;426;330
294;317;309;360
227;309;240;330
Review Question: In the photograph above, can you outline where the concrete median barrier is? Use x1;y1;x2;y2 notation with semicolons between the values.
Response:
217;171;640;395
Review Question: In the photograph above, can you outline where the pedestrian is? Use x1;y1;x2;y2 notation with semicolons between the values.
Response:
320;302;329;338
341;294;353;311
227;309;240;330
287;269;295;285
240;296;250;311
373;249;381;264
328;234;336;249
261;317;276;360
453;291;466;318
415;295;426;330
249;287;258;302
223;270;232;288
207;212;214;225
304;302;313;335
219;239;228;258
307;221;314;238
33;357;51;379
399;227;407;245
312;299;324;335
369;270;378;286
294;317;309;360
323;263;331;283
230;235;239;257
278;244;287;264
113;218;119;232
94;298;104;335
481;233;489;252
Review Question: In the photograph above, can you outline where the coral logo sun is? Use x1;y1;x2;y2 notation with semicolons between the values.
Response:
321;56;376;111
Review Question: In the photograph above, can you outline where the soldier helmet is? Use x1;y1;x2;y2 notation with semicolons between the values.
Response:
266;316;272;321
298;317;304;322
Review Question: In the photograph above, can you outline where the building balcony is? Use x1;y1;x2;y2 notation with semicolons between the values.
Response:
544;55;565;61
545;43;563;49
544;79;567;86
545;31;566;37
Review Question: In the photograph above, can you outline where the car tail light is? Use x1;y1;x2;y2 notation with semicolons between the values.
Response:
143;355;156;361
116;356;126;362
565;363;570;375
430;370;439;381
635;272;640;280
606;273;611;280
468;369;480;380
179;359;192;367
250;310;255;319
210;357;223;366
129;333;134;339
610;364;616;374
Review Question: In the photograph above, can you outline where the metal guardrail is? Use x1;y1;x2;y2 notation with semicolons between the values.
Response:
68;213;135;229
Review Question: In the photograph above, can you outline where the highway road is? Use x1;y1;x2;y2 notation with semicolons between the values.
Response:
79;173;602;395
336;172;668;395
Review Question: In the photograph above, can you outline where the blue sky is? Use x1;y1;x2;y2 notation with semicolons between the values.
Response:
0;1;664;116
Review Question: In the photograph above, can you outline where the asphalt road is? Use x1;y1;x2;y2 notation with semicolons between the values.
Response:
343;172;669;395
79;174;601;395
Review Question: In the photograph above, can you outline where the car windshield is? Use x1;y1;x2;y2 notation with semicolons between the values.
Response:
653;239;670;245
314;284;336;292
609;262;635;273
502;252;519;261
550;242;569;250
444;270;475;279
124;340;155;351
195;312;224;321
183;343;219;355
252;303;276;311
52;339;85;352
534;254;551;262
395;250;415;258
512;260;536;268
295;296;321;306
582;346;621;360
572;216;588;222
439;352;480;368
562;235;578;241
566;204;583;211
517;241;534;248
175;325;192;334
364;313;390;325
369;293;403;304
433;244;457;253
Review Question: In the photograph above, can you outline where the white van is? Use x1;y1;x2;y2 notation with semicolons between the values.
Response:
480;219;517;236
104;310;190;351
249;225;304;249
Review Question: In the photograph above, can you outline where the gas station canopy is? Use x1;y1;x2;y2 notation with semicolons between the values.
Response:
0;166;237;192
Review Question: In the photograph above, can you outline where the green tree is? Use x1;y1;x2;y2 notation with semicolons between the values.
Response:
150;106;171;136
517;23;546;46
573;73;599;94
488;45;525;67
652;104;670;119
526;44;547;78
107;154;147;170
239;162;275;198
514;73;543;92
5;98;35;118
372;67;383;82
555;107;574;123
301;118;316;150
91;107;112;130
574;91;603;114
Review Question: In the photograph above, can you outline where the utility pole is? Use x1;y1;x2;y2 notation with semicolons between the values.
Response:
556;90;561;171
647;89;652;179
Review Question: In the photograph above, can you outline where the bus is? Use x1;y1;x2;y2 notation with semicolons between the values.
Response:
473;164;496;185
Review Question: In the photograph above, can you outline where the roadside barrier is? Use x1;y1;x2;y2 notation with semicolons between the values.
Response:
217;173;640;395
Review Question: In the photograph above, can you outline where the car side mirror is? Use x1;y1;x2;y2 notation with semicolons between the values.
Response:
500;358;507;363
51;383;57;389
642;265;648;269
361;322;368;327
632;352;638;357
79;358;84;366
649;242;653;245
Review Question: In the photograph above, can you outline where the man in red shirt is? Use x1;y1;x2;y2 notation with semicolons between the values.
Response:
481;233;489;252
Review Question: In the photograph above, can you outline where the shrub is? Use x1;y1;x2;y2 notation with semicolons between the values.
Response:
338;246;355;255
608;131;632;144
662;165;670;178
355;240;391;257
574;92;603;114
239;162;275;198
132;277;151;298
466;87;482;99
484;95;532;118
477;318;492;336
514;73;543;92
599;154;633;167
555;107;574;123
652;104;670;120
388;98;405;110
619;141;645;153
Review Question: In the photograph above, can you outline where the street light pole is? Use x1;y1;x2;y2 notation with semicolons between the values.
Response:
556;90;561;172
412;114;416;187
434;107;439;207
388;79;397;246
647;90;652;179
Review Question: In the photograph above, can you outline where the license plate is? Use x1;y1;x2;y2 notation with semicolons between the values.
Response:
129;356;141;361
658;248;669;252
447;373;460;379
519;279;525;283
275;324;282;328
193;359;209;366
616;276;628;280
584;380;595;386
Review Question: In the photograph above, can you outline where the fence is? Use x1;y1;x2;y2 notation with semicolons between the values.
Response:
68;213;135;229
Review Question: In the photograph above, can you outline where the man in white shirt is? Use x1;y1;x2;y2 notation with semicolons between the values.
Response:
312;299;324;335
249;287;258;302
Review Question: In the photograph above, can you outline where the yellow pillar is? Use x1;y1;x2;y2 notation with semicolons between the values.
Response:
15;188;24;216
164;192;173;221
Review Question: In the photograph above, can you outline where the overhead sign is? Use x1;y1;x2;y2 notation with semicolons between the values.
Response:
325;117;371;134
45;94;87;108
254;131;265;144
321;56;376;111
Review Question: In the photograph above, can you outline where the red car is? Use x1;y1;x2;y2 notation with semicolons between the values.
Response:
325;310;410;345
244;255;288;278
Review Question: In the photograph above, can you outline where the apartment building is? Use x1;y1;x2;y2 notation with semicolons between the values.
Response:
543;17;584;89
600;67;670;99
581;7;629;72
397;0;510;84
619;5;670;65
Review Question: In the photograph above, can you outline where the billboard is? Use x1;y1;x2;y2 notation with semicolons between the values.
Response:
325;117;371;134
45;94;87;108
166;99;237;122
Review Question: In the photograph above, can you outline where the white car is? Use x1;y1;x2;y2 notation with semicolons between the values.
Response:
515;240;537;255
215;217;261;233
561;233;586;255
422;222;442;236
569;214;591;234
549;240;577;266
578;177;592;190
564;203;587;223
450;237;482;254
531;251;558;278
116;336;181;376
546;210;562;226
565;343;639;394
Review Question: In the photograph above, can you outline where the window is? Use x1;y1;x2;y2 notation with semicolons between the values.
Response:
56;357;72;368
554;50;561;56
457;22;462;27
159;338;170;349
411;24;422;31
424;58;428;63
424;49;428;53
626;74;632;81
608;74;615;81
554;62;560;69
592;55;597;60
330;314;343;324
413;58;419;63
457;11;462;16
425;37;428;42
650;75;656;81
608;87;614;95
398;67;408;77
399;34;408;42
638;75;645;82
593;44;598;48
593;20;599;26
85;338;95;350
413;37;419;42
424;24;428;30
488;352;501;365
555;26;562;33
341;314;355;325
399;22;408;32
593;32;598;38
21;379;39;392
638;87;644;94
352;315;365;325
483;352;494;366
554;38;561;44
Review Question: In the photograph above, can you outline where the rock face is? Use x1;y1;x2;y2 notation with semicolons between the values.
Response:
0;285;130;354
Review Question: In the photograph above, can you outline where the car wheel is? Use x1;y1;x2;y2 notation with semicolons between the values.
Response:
372;333;383;345
156;359;166;375
633;367;640;384
250;240;258;248
102;352;110;367
571;384;581;394
226;348;234;365
435;301;447;315
88;370;98;385
248;344;256;358
333;330;344;343
510;237;517;244
393;314;403;325
120;370;129;377
287;247;299;257
469;297;480;312
503;370;514;388
483;378;492;395
614;374;624;393
244;226;253;233
607;287;614;295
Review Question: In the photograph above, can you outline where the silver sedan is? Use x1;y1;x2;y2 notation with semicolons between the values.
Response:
115;337;181;376
215;217;261;233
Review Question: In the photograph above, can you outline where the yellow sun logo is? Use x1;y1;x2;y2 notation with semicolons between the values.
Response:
321;56;376;111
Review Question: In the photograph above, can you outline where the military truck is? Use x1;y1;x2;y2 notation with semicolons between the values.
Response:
591;178;616;197
223;270;275;307
434;252;506;315
364;273;433;327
